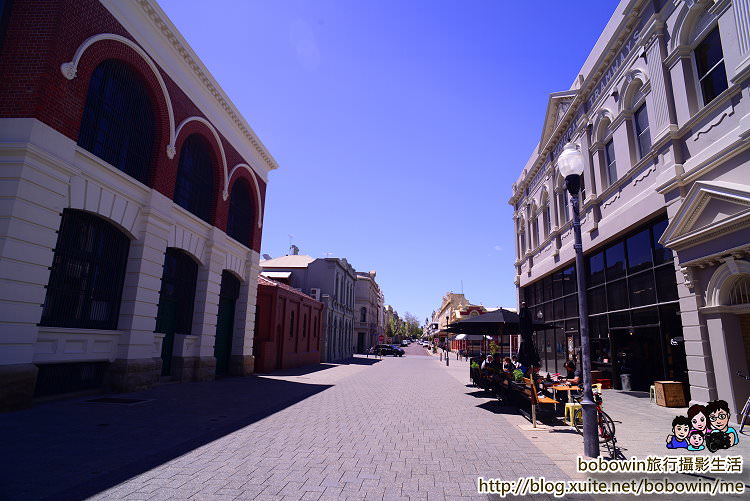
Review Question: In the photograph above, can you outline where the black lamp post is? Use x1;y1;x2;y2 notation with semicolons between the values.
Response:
558;142;599;458
445;315;450;366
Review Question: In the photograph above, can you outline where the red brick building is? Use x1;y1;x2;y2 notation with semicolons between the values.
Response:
254;276;324;373
0;0;278;410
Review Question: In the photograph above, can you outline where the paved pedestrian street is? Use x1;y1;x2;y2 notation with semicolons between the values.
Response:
2;345;748;500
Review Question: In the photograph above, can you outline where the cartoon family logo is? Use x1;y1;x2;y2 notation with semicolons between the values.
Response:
666;400;740;452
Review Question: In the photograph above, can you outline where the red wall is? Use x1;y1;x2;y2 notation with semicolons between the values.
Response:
254;282;324;373
0;0;267;251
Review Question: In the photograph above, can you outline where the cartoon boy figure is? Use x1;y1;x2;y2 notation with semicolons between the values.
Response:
687;430;705;451
666;415;690;449
706;400;739;447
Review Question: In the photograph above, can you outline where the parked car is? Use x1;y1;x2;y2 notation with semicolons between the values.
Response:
373;344;404;356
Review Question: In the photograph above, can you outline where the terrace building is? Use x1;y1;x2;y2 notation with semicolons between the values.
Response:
509;0;750;420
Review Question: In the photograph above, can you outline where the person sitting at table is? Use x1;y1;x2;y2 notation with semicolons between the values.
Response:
502;357;514;372
563;361;581;385
527;366;553;398
480;354;494;370
511;355;521;369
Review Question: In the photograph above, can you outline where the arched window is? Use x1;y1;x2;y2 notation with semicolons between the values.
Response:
361;307;367;323
227;179;254;247
633;103;651;159
729;275;750;306
78;60;155;186
543;204;552;237
41;209;130;329
558;190;569;224
174;134;215;224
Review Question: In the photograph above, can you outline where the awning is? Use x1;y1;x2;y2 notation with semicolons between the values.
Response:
260;271;292;279
454;334;494;341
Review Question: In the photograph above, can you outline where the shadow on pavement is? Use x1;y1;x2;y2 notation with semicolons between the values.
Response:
0;375;333;501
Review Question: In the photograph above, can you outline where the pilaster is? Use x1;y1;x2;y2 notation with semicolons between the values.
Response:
644;30;675;141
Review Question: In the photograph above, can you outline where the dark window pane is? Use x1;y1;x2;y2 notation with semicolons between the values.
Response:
544;276;554;302
627;228;652;273
553;298;564;320
651;219;672;265
227;179;253;247
41;210;130;329
590;315;609;339
607;279;628;311
587;251;605;286
588;285;607;314
544;301;553;323
553;271;564;299
605;139;617;185
562;265;576;295
631;307;658;326
629;270;656;307
535;281;544;305
609;311;630;328
605;242;626;280
564;319;578;335
174;135;215;224
78;60;155;186
655;265;678;302
564;294;578;318
700;62;728;104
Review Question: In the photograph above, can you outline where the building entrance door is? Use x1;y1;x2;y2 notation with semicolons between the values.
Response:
612;326;662;391
357;332;365;353
156;297;177;377
214;271;240;376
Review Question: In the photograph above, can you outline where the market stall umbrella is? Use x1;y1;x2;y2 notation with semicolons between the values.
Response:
517;303;541;369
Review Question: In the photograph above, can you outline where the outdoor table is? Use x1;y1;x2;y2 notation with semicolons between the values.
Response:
550;385;580;412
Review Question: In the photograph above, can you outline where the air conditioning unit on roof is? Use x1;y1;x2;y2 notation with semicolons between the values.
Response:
309;288;321;301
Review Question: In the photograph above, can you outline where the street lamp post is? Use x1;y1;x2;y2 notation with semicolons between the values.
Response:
558;142;599;458
445;315;450;367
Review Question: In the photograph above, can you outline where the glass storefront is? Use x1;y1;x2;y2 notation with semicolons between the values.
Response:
521;216;686;391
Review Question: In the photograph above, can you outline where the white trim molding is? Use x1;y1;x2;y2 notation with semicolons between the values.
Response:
60;33;177;160
704;258;750;307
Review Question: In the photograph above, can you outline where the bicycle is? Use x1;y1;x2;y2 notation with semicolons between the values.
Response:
738;371;750;433
571;391;617;456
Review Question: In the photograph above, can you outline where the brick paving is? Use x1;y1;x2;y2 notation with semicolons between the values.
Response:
1;346;568;501
2;344;748;500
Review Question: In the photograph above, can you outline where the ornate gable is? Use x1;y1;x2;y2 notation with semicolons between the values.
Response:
538;90;578;154
660;181;750;250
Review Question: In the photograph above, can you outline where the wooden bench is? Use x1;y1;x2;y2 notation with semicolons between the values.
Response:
505;377;558;426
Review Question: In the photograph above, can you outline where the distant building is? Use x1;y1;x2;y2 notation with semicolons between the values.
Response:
260;254;356;362
0;0;276;410
509;0;750;418
253;276;324;373
354;271;385;352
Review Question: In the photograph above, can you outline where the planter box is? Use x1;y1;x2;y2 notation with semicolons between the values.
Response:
654;381;687;407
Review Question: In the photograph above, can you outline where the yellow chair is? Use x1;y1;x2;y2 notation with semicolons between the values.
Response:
565;402;582;426
649;385;656;403
592;383;602;394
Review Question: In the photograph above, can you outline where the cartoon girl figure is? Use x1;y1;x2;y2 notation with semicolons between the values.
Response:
687;404;711;434
687;430;705;451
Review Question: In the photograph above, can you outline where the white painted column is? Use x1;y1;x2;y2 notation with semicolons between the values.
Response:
733;0;750;74
230;250;260;375
645;31;674;142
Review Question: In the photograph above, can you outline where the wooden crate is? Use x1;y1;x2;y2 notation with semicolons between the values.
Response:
655;381;687;407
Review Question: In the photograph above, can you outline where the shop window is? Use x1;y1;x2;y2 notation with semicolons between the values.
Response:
626;228;652;273
40;209;130;330
543;276;554;302
564;294;578;318
631;307;659;326
694;26;728;106
78;60;155;186
609;311;630;328
655;266;678;302
634;103;651;159
227;179;253;247
553;271;564;298
651;219;672;265
587;251;605;286
605;242;626;280
606;279;628;311
562;265;577;295
174;134;215;224
588;286;607;314
628;270;656;307
605;139;617;186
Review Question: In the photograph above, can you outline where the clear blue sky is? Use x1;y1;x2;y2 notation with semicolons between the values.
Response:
159;0;619;324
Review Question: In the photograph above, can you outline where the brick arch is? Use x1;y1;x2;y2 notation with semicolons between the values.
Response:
225;167;263;252
60;33;176;160
227;163;264;228
169;121;226;226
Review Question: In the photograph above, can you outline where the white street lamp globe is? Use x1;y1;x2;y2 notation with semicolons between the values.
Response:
557;143;585;177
